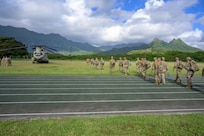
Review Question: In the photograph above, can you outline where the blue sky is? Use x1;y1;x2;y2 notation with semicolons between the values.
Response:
0;0;204;49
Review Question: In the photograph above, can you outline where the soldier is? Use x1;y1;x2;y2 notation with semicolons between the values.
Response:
91;58;95;68
86;58;91;65
159;57;168;85
184;57;199;88
95;57;99;69
100;57;105;70
118;57;123;72
135;58;141;73
109;56;116;74
140;58;151;80
152;57;160;85
173;57;183;84
123;57;129;75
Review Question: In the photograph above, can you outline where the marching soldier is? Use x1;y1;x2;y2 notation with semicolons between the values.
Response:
123;57;129;75
86;58;91;65
140;58;151;80
173;57;183;84
109;56;116;74
95;57;99;69
100;57;105;70
118;57;123;72
91;58;95;68
152;57;160;85
135;58;141;73
159;57;168;85
184;57;199;88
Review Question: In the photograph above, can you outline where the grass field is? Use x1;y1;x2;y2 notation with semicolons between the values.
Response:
0;114;204;136
0;59;203;76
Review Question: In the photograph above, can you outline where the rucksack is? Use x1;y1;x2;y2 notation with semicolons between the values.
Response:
191;61;199;71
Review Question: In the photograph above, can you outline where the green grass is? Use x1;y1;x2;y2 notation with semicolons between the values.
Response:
0;114;204;136
0;59;203;76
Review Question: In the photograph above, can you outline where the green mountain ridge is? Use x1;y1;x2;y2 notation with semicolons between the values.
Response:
104;38;202;55
0;25;202;56
0;25;100;55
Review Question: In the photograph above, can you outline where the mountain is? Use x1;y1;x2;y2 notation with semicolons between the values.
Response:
0;25;100;55
98;44;150;55
0;25;202;56
101;38;202;55
149;38;201;53
113;43;145;48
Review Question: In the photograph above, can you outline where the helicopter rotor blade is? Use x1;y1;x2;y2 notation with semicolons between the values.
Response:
0;46;27;52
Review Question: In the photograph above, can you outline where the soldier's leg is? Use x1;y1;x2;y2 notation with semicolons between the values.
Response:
155;74;159;85
174;71;179;82
178;70;182;84
186;71;192;88
162;73;166;84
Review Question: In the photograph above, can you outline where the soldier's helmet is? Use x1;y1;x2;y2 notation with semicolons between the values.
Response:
175;57;179;60
124;57;126;60
111;56;114;59
162;57;165;60
186;57;191;60
154;57;157;60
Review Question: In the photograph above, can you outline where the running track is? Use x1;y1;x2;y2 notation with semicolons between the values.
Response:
0;76;203;120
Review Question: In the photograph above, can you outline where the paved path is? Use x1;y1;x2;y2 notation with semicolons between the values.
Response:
0;76;203;120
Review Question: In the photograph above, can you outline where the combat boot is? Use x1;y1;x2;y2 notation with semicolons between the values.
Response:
186;84;192;89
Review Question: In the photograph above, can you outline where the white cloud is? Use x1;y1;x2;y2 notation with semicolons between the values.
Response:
0;0;203;49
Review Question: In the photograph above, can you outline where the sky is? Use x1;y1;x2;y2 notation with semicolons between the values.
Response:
0;0;204;49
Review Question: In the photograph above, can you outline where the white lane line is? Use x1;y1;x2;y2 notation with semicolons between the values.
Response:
0;92;200;96
1;98;204;104
0;87;190;90
0;83;165;86
1;109;204;117
0;81;146;83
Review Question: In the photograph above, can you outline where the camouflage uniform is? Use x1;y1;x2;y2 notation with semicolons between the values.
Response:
100;57;105;70
152;57;160;85
91;58;95;68
173;57;183;83
123;57;129;75
109;56;116;74
86;58;91;65
95;57;99;69
118;57;123;72
140;58;150;80
159;57;168;85
184;57;199;88
135;58;141;73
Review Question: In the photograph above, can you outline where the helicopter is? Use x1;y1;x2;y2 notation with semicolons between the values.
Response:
31;45;58;63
